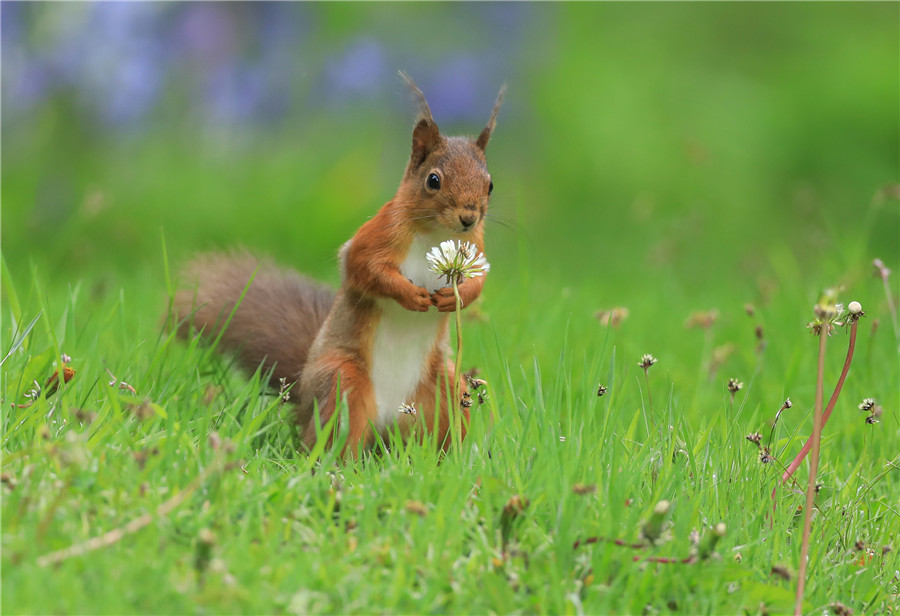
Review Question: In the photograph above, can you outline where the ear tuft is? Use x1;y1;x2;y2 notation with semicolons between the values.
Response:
399;71;434;125
400;71;442;170
476;82;507;152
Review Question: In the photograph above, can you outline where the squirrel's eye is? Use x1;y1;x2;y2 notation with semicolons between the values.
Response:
488;180;494;195
426;173;441;191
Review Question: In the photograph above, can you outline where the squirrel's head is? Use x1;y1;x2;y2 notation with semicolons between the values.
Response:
398;72;505;236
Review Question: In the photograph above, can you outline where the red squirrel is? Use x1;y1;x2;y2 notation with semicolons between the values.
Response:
175;74;504;457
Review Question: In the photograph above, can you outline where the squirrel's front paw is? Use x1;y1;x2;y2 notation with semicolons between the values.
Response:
398;285;432;312
431;288;461;312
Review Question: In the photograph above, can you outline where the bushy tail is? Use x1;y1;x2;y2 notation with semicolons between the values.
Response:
173;252;335;387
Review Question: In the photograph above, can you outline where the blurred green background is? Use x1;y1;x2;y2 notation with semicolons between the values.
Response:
2;2;898;324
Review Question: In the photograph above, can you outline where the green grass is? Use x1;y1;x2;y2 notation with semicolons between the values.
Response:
3;3;899;614
2;227;898;613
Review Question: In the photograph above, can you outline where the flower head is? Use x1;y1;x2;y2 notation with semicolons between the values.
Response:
426;240;490;285
745;432;763;446
727;378;743;395
808;293;845;336
638;354;657;371
873;258;891;280
595;306;629;328
859;398;882;424
685;309;719;330
397;403;417;416
843;300;865;327
597;384;608;397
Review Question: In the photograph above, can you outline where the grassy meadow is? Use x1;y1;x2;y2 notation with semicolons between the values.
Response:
2;3;899;614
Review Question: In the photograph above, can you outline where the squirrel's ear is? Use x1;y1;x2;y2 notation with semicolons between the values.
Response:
411;118;441;169
476;83;507;152
399;71;441;169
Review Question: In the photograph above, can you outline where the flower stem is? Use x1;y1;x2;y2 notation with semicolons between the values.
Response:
879;273;899;352
795;331;827;615
452;278;464;452
778;320;858;489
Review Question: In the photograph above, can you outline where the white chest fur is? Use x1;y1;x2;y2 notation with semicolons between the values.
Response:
370;234;449;430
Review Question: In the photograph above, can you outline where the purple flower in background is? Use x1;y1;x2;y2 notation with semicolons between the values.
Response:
324;38;387;101
1;3;525;132
421;54;486;124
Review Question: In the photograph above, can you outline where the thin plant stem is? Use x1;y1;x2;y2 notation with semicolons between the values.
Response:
643;370;653;412
795;331;827;615
778;320;858;489
452;278;463;452
879;273;899;351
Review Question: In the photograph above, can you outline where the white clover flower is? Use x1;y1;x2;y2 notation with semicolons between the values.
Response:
426;240;490;285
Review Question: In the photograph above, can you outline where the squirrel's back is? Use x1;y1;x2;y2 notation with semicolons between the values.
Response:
173;253;335;387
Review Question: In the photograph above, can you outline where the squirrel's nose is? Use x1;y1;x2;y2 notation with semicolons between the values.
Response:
459;212;478;229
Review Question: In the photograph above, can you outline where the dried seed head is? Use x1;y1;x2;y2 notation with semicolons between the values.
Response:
465;375;488;390
843;300;865;327
830;602;853;616
685;309;719;330
759;448;774;464
596;384;608;397
572;483;597;495
405;500;428;517
397;403;417;416
595;306;629;328
873;258;890;280
744;303;756;317
745;432;763;446
809;292;845;336
208;431;222;450
727;378;743;394
278;377;291;402
783;397;792;409
460;392;474;408
638;354;657;371
770;564;792;581
858;398;876;411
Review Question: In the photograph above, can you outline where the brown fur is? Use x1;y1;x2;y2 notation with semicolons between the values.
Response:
174;74;502;458
174;253;334;387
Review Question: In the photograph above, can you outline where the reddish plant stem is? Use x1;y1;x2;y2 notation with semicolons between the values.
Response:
795;330;827;615
639;555;696;564
776;320;858;492
573;536;644;550
573;536;696;564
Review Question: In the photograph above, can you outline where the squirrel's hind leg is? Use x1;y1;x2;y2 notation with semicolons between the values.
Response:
298;352;377;459
414;357;470;452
